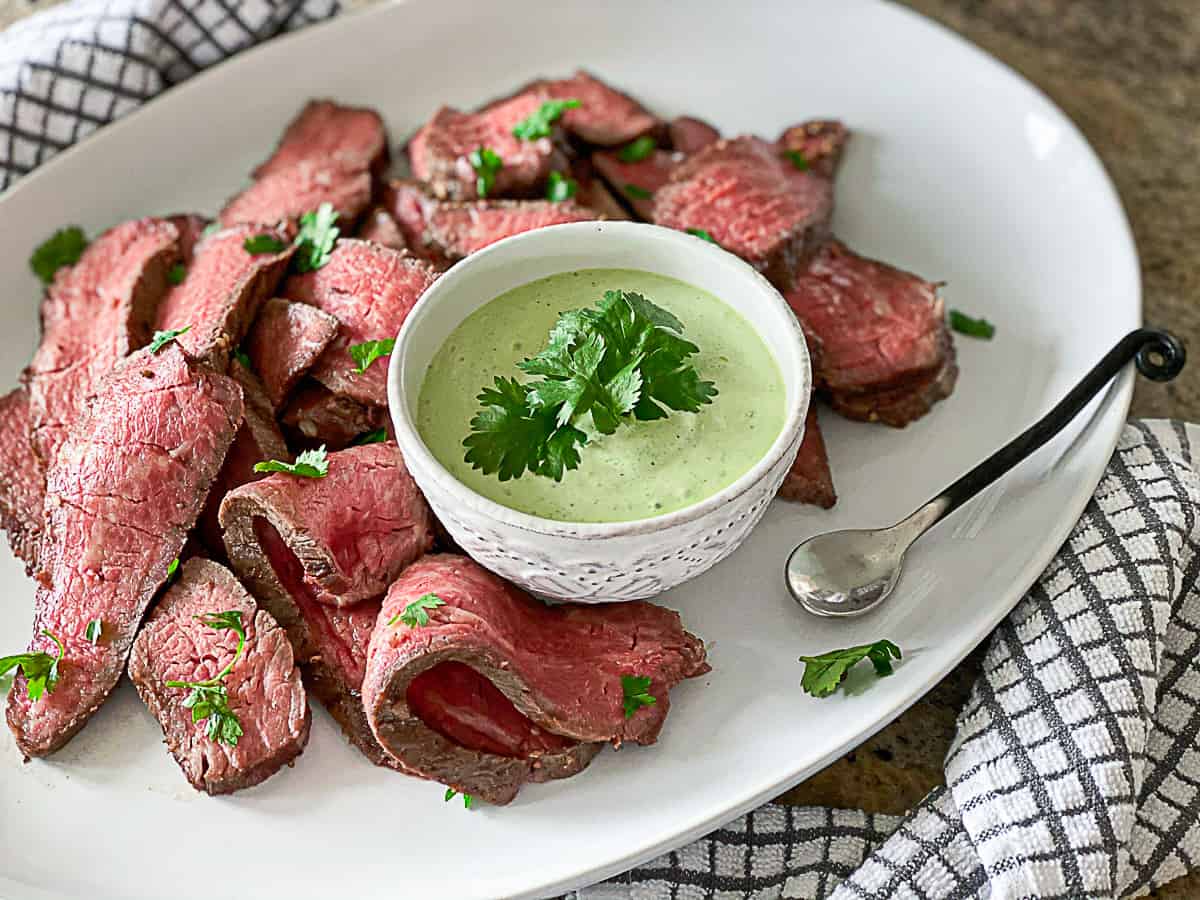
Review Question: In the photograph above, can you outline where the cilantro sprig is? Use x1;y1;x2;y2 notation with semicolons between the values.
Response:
254;446;329;478
166;610;248;746
799;640;902;698
0;630;65;701
512;98;580;141
469;146;503;198
621;675;656;718
30;227;87;285
464;291;717;482
546;170;577;203
148;326;190;354
388;593;446;628
294;202;339;273
948;310;996;340
444;787;474;809
244;234;287;255
348;338;395;374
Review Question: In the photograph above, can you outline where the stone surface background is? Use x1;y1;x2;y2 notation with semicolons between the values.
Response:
0;0;1195;895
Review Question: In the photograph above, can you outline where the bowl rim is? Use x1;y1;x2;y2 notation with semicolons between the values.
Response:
387;220;811;540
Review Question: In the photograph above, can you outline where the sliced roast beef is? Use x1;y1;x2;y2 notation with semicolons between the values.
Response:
166;214;210;263
540;70;657;146
220;159;372;229
569;158;632;221
668;116;721;154
280;381;389;450
5;344;242;757
356;206;408;251
283;239;438;407
155;224;293;369
778;404;836;508
408;93;564;200
128;558;310;795
0;386;45;569
26;217;180;465
254;99;387;179
244;297;340;411
653;136;835;290
592;147;679;220
829;336;958;428
778;119;850;180
363;554;709;805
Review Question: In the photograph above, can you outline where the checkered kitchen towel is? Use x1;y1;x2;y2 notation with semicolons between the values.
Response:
3;5;1198;899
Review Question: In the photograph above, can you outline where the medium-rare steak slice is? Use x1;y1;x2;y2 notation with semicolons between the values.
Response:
128;558;310;795
778;404;836;508
540;70;657;146
0;387;45;570
254;99;388;179
220;159;372;229
26;217;180;465
363;554;709;805
166;214;210;263
592;148;679;220
653;136;835;290
155;224;293;369
356;206;408;251
280;381;389;450
668;116;721;154
6;344;242;757
244;297;340;411
830;336;959;428
283;239;438;407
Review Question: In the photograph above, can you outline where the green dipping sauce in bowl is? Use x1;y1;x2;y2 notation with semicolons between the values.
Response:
416;267;786;523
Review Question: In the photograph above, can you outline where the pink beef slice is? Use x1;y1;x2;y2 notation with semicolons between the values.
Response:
569;157;632;221
777;403;836;508
165;214;211;263
254;99;388;179
356;206;408;251
220;159;372;229
280;381;389;450
408;93;564;201
220;443;433;767
363;554;710;805
244;297;340;411
592;147;680;220
668;116;721;154
155;224;293;369
652;136;835;290
283;239;438;407
26;217;180;466
128;558;310;795
0;386;45;569
541;70;657;146
829;333;958;428
5;344;242;757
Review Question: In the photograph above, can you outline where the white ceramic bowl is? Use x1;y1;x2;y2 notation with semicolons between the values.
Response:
388;221;810;602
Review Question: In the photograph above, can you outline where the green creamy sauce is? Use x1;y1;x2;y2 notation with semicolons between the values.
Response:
417;268;786;522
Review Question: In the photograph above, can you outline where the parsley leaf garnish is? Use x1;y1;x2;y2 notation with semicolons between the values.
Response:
444;787;474;808
623;183;653;200
512;98;581;141
621;675;656;718
469;146;503;198
464;291;715;482
546;170;578;203
254;446;329;478
799;640;902;698
84;619;102;645
167;263;187;285
350;427;389;446
948;310;996;340
0;630;65;701
293;202;339;273
165;610;247;746
148;326;190;354
686;228;717;244
617;135;656;163
348;338;395;374
785;149;810;171
388;593;446;628
30;227;87;285
244;234;287;255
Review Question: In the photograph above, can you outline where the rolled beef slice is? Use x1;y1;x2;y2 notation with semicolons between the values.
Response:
244;297;340;411
363;554;709;805
778;403;836;509
0;386;45;569
128;558;310;795
254;99;387;179
221;159;372;229
155;224;293;369
6;344;242;757
280;381;389;450
282;240;438;407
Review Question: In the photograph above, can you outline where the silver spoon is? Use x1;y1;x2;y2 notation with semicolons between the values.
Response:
786;328;1186;617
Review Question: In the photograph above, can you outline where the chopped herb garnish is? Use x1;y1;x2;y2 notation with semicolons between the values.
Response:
799;640;902;698
465;291;716;482
293;202;339;273
84;619;102;645
166;611;247;746
243;234;287;255
686;228;717;244
388;593;446;628
621;674;656;718
0;630;65;701
469;146;503;198
254;446;329;478
201;221;222;240
623;183;653;200
512;98;580;141
166;557;180;581
784;149;810;171
444;787;474;808
546;170;578;203
167;263;187;285
348;338;395;374
148;326;190;354
233;349;252;370
30;227;87;285
350;427;389;446
617;135;656;163
948;310;996;340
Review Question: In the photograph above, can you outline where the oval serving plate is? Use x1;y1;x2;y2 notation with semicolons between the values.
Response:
0;1;1137;898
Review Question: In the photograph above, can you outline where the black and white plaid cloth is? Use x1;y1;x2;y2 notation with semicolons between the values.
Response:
4;5;1197;899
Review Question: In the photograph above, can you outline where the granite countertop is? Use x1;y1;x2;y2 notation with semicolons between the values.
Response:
1;0;1195;894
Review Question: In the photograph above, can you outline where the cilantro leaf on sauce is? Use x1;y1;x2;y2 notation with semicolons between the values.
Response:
799;640;902;698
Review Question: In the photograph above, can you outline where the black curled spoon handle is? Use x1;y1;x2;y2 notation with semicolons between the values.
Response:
933;328;1185;521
